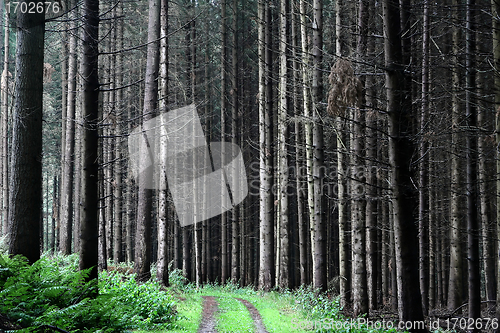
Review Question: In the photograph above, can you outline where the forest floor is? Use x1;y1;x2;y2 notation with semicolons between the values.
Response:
156;285;313;333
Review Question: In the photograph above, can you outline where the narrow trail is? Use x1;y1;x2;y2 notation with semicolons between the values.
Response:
236;298;269;333
197;296;219;333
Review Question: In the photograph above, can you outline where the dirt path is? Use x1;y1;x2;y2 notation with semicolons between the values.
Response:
197;296;219;333
236;298;269;333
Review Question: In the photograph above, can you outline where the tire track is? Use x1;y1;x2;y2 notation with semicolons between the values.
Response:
236;298;269;333
198;296;219;333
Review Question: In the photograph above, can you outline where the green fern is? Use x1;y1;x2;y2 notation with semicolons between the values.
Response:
0;253;178;332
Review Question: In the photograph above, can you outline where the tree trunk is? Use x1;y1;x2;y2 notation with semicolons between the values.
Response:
277;0;290;291
258;0;274;291
156;0;169;287
448;0;464;311
60;9;78;255
221;0;228;285
352;0;368;315
419;0;430;314
79;0;100;283
291;0;306;286
383;0;426;328
334;1;349;305
112;2;124;263
300;0;315;289
465;0;480;324
231;0;240;285
1;10;9;235
104;28;115;262
311;0;326;291
365;5;378;311
135;0;160;282
428;152;435;309
492;0;500;317
8;0;45;264
126;70;135;263
51;175;59;252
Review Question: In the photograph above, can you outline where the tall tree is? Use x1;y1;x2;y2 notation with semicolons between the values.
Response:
258;0;274;291
230;0;240;285
419;0;430;314
300;0;315;288
291;0;307;286
157;0;169;287
352;0;368;315
135;0;160;282
448;0;464;311
79;0;100;283
113;1;124;263
332;0;350;307
277;0;290;290
8;0;46;263
60;8;78;255
492;0;500;318
465;0;480;324
383;0;426;328
1;9;9;236
311;0;326;291
221;0;228;284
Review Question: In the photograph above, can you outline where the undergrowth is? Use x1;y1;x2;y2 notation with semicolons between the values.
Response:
0;253;177;332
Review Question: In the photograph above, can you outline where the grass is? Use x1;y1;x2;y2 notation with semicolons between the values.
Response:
158;282;412;333
160;293;203;333
216;295;253;332
160;283;325;333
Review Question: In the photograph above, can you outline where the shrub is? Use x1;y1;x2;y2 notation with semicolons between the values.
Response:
0;253;178;332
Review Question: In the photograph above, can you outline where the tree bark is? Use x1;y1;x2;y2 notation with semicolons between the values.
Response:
311;0;326;291
258;0;274;291
383;0;426;328
113;1;124;263
230;0;240;286
465;0;480;324
135;0;160;282
8;0;46;264
1;10;9;235
277;0;290;291
419;0;430;314
221;0;228;285
492;0;500;317
352;0;368;315
60;9;78;255
156;0;169;287
79;0;100;283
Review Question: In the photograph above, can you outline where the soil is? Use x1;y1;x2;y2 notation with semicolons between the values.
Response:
197;296;219;333
236;298;269;333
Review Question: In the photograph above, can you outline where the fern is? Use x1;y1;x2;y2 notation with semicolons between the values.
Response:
0;253;178;332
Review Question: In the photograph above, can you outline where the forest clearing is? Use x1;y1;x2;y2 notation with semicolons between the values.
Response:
2;0;500;332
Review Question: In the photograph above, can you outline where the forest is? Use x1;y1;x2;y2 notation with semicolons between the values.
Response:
0;0;500;332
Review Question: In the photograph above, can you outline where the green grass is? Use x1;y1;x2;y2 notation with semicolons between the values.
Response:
160;283;410;333
216;295;253;332
158;293;203;333
165;283;315;333
234;291;311;333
